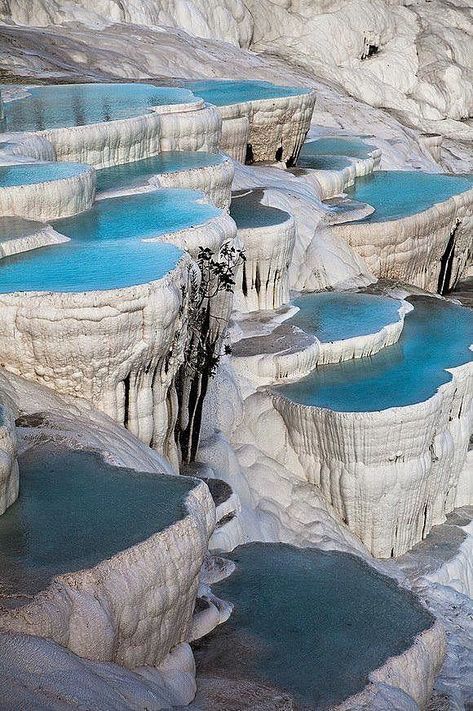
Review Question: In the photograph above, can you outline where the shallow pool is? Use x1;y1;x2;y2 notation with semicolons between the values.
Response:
230;189;290;228
297;154;352;171
275;296;473;411
0;444;195;597
0;162;88;187
1;83;197;133
96;150;224;193
0;189;219;292
289;292;402;342
196;543;433;708
300;137;376;160
349;171;473;222
183;79;310;106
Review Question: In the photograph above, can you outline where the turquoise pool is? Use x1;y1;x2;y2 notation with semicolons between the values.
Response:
0;444;195;598
1;83;197;133
183;80;310;107
96;151;224;193
300;137;376;160
230;189;290;228
275;296;473;411
0;189;219;293
0;162;89;187
289;292;402;342
296;154;352;171
196;543;433;708
349;171;473;222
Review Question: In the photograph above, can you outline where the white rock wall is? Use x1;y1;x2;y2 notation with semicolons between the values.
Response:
0;397;18;515
331;186;473;292
151;156;233;210
233;212;296;313
0;162;96;221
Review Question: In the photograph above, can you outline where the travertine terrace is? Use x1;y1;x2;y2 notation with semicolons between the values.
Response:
0;9;472;706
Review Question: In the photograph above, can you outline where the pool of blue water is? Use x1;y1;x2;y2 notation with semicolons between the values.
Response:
0;162;88;187
183;80;310;106
1;83;197;133
275;296;473;411
0;444;195;598
300;137;376;160
96;151;224;193
230;189;290;228
0;189;219;293
349;171;473;222
296;154;352;171
289;292;402;342
196;543;433;708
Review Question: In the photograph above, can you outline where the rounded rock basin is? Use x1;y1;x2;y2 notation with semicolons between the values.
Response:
348;171;473;222
0;444;196;599
183;79;310;106
195;542;434;708
96;150;225;193
288;292;402;343
300;137;376;160
1;83;197;133
275;296;473;411
230;189;290;228
0;188;220;293
0;162;90;187
297;154;352;171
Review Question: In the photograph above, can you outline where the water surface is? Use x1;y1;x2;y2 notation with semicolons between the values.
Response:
1;83;196;132
0;444;195;598
230;189;290;228
197;543;433;708
289;292;402;342
0;162;88;187
300;137;376;160
276;296;473;411
0;189;219;292
96;150;224;193
184;79;310;106
349;171;473;222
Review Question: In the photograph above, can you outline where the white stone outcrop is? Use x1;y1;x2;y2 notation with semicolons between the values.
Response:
150;156;233;210
271;347;473;558
0;161;96;221
332;186;473;292
0;396;18;515
0;257;191;466
233;210;296;313
218;90;316;164
219;116;249;162
0;221;69;259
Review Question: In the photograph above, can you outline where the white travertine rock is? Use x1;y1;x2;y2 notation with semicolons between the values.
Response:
270;349;473;558
0;162;96;221
418;133;444;162
217;91;316;164
231;299;411;385
232;163;374;293
0;457;215;669
331;185;473;292
0;222;70;259
0;257;191;466
0;397;18;516
219;116;249;163
150;156;233;210
233;212;296;314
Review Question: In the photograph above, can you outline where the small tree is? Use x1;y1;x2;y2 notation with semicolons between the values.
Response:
176;242;245;463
